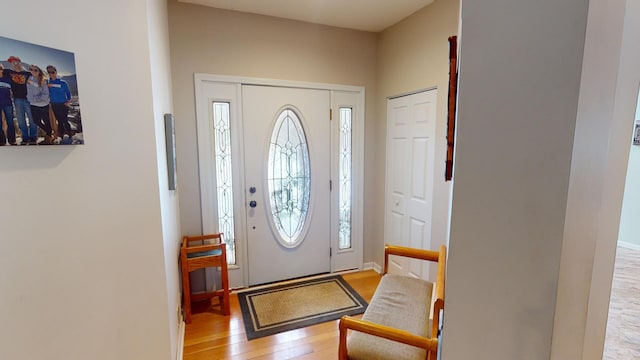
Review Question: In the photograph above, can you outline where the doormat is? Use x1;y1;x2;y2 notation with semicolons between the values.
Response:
238;275;368;340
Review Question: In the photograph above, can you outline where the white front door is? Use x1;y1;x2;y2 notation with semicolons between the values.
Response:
242;85;331;285
385;89;437;280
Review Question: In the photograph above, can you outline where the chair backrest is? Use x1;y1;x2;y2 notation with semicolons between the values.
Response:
382;244;446;345
183;233;223;247
180;233;227;272
181;233;226;261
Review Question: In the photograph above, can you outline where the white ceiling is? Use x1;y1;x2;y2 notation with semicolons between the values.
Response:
177;0;434;32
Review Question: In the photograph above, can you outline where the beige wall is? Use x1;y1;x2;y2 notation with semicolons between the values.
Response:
167;0;459;267
376;0;460;267
167;0;378;259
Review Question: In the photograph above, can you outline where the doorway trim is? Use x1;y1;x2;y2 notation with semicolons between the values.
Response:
194;74;365;288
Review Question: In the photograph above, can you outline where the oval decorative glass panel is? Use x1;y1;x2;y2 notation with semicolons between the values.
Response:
267;108;311;247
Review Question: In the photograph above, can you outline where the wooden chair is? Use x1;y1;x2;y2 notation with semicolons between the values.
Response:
339;244;446;360
180;233;230;324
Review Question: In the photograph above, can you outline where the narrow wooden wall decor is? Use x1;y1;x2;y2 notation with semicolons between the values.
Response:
445;36;458;181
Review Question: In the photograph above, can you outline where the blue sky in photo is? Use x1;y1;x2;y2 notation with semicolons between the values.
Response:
0;36;76;76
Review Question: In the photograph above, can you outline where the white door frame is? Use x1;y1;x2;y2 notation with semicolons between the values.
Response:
194;74;365;288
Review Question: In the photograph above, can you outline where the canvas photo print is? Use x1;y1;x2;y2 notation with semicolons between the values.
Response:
0;35;82;146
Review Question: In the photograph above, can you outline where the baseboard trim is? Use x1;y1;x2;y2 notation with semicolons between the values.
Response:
362;262;382;274
619;241;640;251
176;320;185;360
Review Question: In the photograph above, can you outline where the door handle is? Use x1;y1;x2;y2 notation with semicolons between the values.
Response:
249;200;257;208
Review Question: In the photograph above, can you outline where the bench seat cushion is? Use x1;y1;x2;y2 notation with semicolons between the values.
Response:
347;274;433;360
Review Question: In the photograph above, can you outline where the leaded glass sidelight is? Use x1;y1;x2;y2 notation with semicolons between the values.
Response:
268;108;311;247
213;102;236;264
338;108;352;250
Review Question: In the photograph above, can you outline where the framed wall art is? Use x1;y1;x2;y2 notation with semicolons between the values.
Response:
0;35;82;146
445;35;458;181
164;113;177;190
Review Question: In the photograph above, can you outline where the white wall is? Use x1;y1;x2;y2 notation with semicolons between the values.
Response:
0;0;174;359
377;0;459;270
618;91;640;248
553;0;640;358
443;0;590;359
146;0;182;358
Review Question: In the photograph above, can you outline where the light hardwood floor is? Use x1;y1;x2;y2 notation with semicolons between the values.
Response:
184;250;640;359
603;246;640;360
183;270;382;360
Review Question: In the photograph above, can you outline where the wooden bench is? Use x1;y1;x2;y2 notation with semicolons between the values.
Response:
339;244;446;360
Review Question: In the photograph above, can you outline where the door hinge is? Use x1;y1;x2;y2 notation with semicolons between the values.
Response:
330;108;333;121
330;180;332;191
330;247;332;257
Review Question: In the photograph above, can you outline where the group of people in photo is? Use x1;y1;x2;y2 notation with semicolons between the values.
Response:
0;55;77;145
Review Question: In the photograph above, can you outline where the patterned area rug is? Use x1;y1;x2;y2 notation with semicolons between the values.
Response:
238;275;368;340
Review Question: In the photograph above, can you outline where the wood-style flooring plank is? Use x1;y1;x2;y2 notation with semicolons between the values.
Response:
185;252;640;359
603;247;640;360
183;270;381;360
